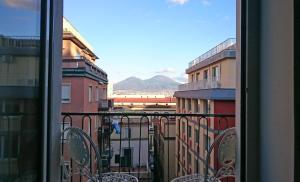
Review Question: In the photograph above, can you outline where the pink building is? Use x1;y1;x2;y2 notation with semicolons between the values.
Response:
61;18;108;182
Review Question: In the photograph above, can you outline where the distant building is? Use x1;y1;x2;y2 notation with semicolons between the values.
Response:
100;95;176;181
61;17;109;182
174;38;236;177
111;95;176;111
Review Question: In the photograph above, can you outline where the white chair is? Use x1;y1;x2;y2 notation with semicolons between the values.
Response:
171;127;236;182
61;127;138;182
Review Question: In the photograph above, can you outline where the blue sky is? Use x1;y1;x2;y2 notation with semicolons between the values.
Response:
64;0;236;83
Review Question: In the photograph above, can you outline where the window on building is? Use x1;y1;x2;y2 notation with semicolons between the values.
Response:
187;152;191;165
194;99;199;113
96;87;99;101
191;74;194;82
62;84;71;103
195;129;199;144
188;99;191;111
115;154;120;163
182;99;185;110
196;73;200;81
188;125;192;138
182;146;185;157
195;158;199;172
88;86;92;102
182;122;185;134
124;128;131;139
212;66;219;80
203;70;208;80
121;148;132;167
204;134;211;151
203;100;210;114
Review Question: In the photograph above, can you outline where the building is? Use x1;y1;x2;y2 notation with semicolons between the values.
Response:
174;38;236;177
60;18;108;181
99;95;177;181
0;35;42;181
112;95;176;111
152;114;176;182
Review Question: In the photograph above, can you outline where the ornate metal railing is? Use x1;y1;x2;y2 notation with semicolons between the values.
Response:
60;112;235;182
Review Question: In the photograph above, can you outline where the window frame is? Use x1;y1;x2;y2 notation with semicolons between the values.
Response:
88;85;93;102
61;83;71;103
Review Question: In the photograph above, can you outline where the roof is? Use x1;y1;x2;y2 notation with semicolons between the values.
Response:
63;17;98;59
113;97;176;103
173;89;235;100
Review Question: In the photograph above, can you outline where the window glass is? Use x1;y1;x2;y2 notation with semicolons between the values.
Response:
187;152;191;165
195;129;199;143
203;70;208;79
88;86;92;102
0;0;42;180
188;125;192;138
62;85;71;103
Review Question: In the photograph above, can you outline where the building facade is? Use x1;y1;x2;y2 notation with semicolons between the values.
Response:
174;38;236;177
60;18;108;182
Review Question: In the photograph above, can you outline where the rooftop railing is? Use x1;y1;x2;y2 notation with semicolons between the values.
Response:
188;38;236;68
60;112;235;182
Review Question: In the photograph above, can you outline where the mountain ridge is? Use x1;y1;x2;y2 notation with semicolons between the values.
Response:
113;75;180;94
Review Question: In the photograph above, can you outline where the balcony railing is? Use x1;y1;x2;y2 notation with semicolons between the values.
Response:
178;79;220;91
62;57;108;83
60;112;235;182
188;38;236;68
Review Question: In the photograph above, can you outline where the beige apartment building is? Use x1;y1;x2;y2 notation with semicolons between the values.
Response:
174;39;236;177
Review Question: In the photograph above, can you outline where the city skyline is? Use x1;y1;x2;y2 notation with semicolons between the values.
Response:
64;0;236;83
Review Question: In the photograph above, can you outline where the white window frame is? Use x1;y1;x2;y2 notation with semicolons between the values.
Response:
62;83;71;103
88;85;93;102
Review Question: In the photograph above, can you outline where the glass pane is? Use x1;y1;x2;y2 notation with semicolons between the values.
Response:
0;0;42;181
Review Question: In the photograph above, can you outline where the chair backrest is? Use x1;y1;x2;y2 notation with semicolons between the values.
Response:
204;127;237;181
62;127;101;181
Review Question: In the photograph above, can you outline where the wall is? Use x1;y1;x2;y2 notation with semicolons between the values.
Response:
62;39;94;61
188;58;236;88
260;0;294;181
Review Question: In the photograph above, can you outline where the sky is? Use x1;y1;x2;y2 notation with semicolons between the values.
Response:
64;0;236;83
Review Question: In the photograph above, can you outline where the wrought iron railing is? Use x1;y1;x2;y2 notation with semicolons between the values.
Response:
60;112;235;182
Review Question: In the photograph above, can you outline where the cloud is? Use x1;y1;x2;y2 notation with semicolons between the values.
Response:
3;0;40;11
201;0;212;6
155;68;176;74
168;0;190;5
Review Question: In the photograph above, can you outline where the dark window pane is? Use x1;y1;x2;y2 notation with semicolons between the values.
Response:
0;0;42;181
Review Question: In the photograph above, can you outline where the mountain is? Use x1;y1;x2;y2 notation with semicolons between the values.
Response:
113;75;180;94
